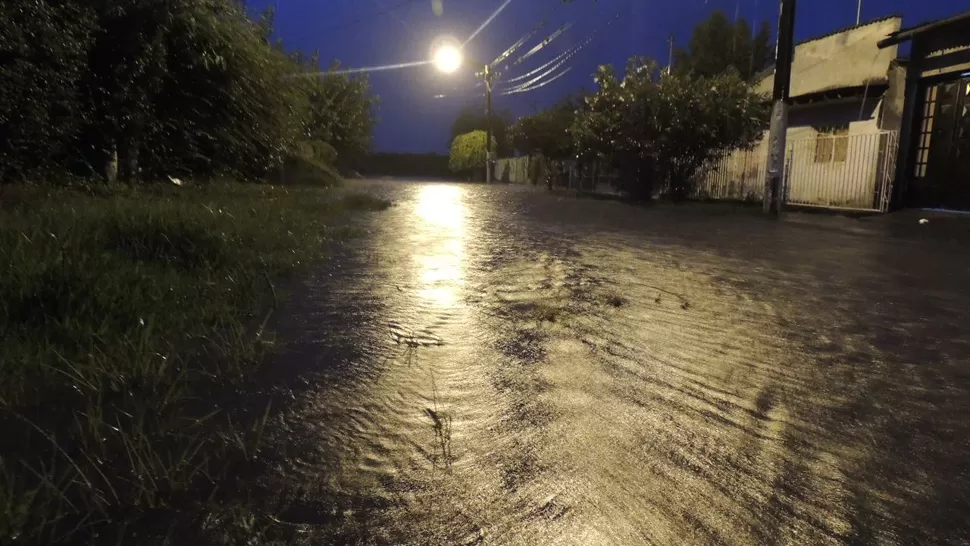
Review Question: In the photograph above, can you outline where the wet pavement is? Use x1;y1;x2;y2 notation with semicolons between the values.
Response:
259;180;970;545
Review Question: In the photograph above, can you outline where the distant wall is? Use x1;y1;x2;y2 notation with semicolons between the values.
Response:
881;61;908;132
756;17;902;97
360;153;451;178
495;156;542;184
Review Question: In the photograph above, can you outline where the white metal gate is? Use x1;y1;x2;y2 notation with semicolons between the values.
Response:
700;130;899;212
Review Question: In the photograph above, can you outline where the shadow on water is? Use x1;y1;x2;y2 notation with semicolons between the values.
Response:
238;180;970;545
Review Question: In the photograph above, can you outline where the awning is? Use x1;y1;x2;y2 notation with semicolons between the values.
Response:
878;11;970;49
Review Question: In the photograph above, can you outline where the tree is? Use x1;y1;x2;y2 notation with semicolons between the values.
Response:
509;97;578;160
0;0;96;183
674;11;773;81
751;21;773;81
450;105;513;157
298;60;378;167
449;130;496;178
574;57;768;200
0;0;378;184
129;0;308;181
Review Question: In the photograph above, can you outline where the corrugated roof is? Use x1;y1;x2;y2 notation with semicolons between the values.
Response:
878;10;970;49
795;14;902;47
753;15;902;83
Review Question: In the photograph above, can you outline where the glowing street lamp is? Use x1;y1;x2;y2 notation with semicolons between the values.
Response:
432;43;463;74
432;38;496;183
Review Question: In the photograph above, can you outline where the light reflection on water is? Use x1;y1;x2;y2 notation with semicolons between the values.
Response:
413;185;467;310
269;181;970;545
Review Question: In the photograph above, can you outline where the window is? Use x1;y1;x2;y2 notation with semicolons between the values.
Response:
914;85;939;178
814;125;849;163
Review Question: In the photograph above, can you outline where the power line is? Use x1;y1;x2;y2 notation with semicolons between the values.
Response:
501;67;572;95
502;43;578;91
497;7;623;95
503;43;579;84
464;0;516;47
510;22;574;67
489;0;571;67
490;18;548;67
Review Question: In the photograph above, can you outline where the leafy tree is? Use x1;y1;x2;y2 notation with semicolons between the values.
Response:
0;0;377;185
131;0;308;181
574;58;768;200
509;97;578;159
450;105;513;157
298;61;378;168
0;0;96;182
449;130;496;177
674;11;773;81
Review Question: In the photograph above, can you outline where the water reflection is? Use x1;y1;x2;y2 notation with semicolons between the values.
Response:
413;185;468;309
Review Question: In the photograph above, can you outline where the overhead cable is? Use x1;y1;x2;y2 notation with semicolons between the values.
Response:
511;22;573;67
490;18;548;67
501;67;573;95
463;0;516;46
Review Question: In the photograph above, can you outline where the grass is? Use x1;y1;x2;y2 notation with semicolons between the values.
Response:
269;155;343;188
0;180;389;544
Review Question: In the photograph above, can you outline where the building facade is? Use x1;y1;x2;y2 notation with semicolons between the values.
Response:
702;17;904;211
879;11;970;210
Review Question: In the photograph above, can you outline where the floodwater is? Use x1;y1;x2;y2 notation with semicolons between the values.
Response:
260;180;970;545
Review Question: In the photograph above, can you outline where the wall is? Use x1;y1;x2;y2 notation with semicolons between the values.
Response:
882;61;908;131
495;156;542;184
756;17;902;98
701;97;897;210
362;153;451;178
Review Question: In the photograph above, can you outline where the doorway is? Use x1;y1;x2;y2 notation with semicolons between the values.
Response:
910;76;970;209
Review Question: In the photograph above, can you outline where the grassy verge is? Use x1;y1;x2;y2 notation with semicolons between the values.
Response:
0;181;389;544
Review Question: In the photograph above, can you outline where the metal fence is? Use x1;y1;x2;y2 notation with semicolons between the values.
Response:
494;156;622;194
699;130;899;212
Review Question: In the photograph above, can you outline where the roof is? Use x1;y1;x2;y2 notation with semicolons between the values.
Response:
755;16;901;100
795;14;902;47
878;10;970;49
752;15;901;90
790;82;889;105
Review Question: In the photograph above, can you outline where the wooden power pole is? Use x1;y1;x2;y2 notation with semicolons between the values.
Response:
484;64;495;183
763;0;797;216
667;34;675;72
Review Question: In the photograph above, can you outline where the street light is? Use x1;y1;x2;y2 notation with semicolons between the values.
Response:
432;43;463;74
432;39;496;183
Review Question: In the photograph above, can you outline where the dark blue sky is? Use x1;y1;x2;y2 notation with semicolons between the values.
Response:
259;0;964;153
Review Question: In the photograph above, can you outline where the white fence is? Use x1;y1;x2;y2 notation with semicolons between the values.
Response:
699;130;899;212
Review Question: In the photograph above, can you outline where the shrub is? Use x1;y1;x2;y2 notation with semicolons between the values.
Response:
269;155;342;187
449;130;496;178
296;140;339;165
574;58;768;200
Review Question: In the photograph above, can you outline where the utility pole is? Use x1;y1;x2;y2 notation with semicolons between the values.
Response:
667;34;675;72
483;63;495;183
856;0;862;25
763;0;796;216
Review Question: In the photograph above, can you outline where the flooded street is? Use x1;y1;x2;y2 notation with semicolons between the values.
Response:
261;180;970;545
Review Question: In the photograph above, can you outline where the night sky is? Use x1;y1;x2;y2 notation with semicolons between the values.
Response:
257;0;964;154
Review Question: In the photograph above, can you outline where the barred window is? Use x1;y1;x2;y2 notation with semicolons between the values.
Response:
814;125;849;163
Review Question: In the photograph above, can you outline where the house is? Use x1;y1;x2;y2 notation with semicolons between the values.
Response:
701;16;906;211
877;11;970;211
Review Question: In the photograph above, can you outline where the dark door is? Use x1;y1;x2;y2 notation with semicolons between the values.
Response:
912;77;970;209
